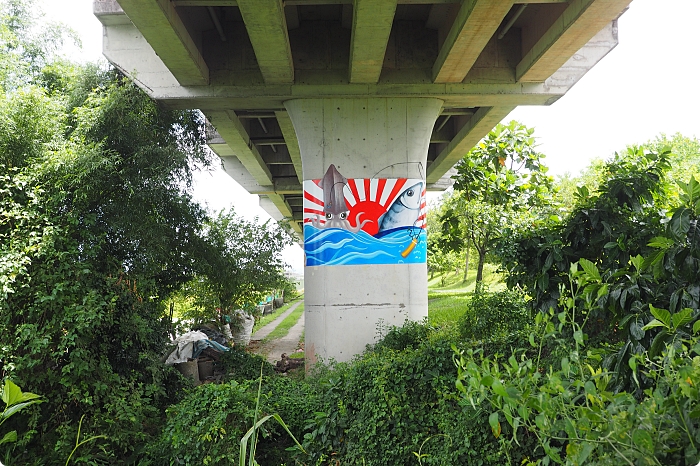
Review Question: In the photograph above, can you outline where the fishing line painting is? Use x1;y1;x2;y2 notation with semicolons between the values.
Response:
303;164;427;266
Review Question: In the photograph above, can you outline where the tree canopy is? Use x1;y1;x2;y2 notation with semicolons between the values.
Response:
438;121;554;282
0;3;293;460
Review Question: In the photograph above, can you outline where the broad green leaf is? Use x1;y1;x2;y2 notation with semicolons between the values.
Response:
596;283;609;300
583;381;596;396
642;319;667;331
647;236;675;249
561;357;570;374
649;330;670;358
670;207;691;241
575;442;595;465
481;375;494;387
564;419;576;439
3;399;44;419
672;308;694;329
488;412;500;438
630;320;645;340
578;258;600;281
650;305;671;328
629;254;644;272
492;380;508;398
573;330;584;346
529;333;536;347
693;320;700;334
0;430;17;445
642;249;665;271
1;380;22;406
632;429;653;452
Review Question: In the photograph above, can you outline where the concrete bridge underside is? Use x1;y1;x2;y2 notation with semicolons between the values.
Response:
95;0;631;361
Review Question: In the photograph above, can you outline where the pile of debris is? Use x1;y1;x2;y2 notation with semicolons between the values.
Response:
162;327;230;385
274;353;304;373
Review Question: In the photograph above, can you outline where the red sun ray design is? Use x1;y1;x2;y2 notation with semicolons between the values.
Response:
303;177;426;234
347;201;384;236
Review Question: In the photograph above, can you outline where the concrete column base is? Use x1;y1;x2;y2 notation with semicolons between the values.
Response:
304;263;428;364
286;97;442;363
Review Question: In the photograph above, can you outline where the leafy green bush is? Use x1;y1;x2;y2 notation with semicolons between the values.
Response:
0;67;210;463
148;381;256;465
455;260;700;465
302;324;538;466
374;319;432;351
216;346;275;382
147;375;321;465
458;288;531;351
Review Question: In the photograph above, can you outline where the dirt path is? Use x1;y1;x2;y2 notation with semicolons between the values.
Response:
250;301;304;364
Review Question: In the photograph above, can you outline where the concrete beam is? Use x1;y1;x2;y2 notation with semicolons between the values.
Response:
249;178;303;195
427;167;456;191
432;0;513;83
237;0;294;84
206;110;274;187
517;0;631;82
545;21;619;89
148;81;565;111
265;193;294;217
115;0;208;85
258;195;303;235
275;111;304;182
426;106;514;183
349;0;398;83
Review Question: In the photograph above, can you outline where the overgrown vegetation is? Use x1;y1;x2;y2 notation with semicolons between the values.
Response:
0;2;291;462
2;1;700;464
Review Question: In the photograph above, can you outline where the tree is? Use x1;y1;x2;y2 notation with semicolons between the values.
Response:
426;195;464;281
0;0;78;90
0;64;215;461
178;209;294;323
441;121;554;283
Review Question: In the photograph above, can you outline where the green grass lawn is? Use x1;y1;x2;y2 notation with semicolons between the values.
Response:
261;303;305;344
427;264;504;325
427;263;505;293
428;291;472;327
252;297;302;333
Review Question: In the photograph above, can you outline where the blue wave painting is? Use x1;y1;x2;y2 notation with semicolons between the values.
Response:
304;224;427;266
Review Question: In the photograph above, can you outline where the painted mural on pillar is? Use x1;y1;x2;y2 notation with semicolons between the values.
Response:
303;164;427;266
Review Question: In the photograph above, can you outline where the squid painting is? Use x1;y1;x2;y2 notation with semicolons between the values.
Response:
303;165;428;266
310;164;369;232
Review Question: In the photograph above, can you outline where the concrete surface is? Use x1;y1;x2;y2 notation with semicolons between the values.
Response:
259;312;305;365
250;301;305;364
251;300;302;340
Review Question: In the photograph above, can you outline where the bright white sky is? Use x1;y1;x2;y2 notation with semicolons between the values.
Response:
40;0;700;271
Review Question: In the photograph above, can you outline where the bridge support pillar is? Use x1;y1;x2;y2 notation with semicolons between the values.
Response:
285;98;443;363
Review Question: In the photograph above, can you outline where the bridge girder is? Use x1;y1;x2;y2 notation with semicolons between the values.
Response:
95;0;630;234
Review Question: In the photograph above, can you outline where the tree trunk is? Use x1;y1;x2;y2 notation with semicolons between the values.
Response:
463;247;470;282
168;301;175;339
476;249;486;283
